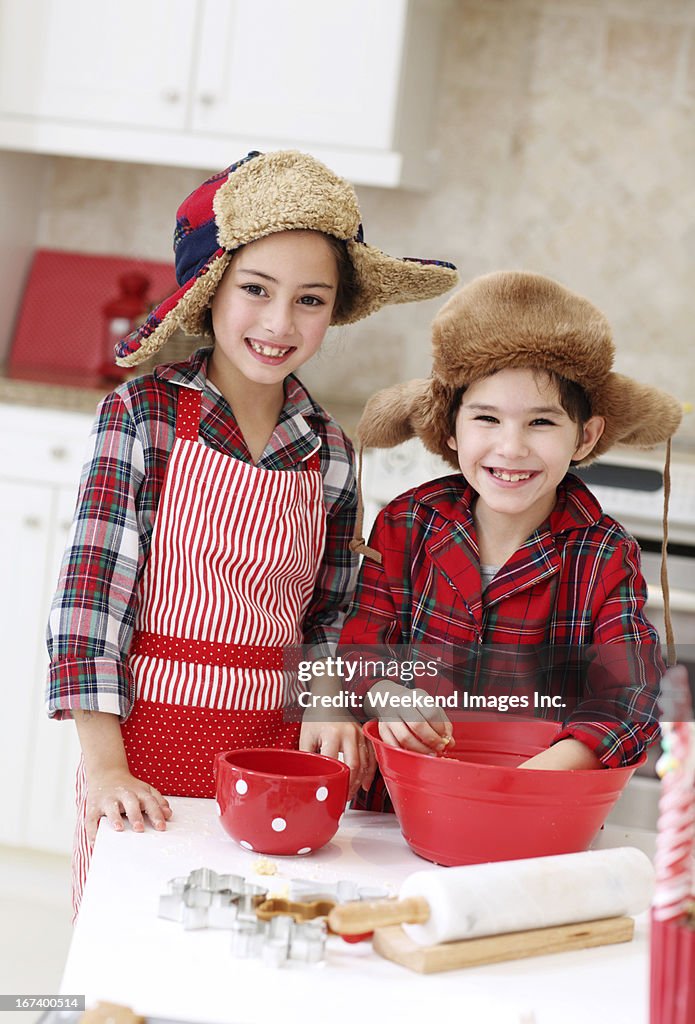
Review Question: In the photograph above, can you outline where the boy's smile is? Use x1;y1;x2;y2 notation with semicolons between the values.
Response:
485;467;538;484
448;367;605;551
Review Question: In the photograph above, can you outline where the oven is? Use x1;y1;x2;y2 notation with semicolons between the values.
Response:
576;448;695;661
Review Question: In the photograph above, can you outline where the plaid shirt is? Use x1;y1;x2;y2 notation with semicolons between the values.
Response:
341;472;662;809
47;347;358;720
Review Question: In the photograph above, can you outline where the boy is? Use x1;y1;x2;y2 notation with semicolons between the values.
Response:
340;271;682;806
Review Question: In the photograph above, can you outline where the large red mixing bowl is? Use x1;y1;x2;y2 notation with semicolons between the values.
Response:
364;718;644;866
215;748;350;856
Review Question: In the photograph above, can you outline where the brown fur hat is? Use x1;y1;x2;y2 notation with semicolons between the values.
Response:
357;271;683;467
115;150;458;367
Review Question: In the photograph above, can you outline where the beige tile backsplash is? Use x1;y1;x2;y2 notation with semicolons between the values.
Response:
36;0;695;443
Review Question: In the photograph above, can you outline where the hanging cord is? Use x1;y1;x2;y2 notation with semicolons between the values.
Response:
349;446;383;564
659;438;676;668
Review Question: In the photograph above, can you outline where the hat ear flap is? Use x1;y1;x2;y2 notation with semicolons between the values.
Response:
356;378;461;470
583;374;684;461
357;379;432;448
416;377;461;469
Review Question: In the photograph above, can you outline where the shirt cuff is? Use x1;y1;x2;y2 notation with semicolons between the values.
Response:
552;720;659;768
46;656;134;721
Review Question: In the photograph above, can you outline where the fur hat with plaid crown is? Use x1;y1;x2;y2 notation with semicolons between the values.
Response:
356;270;683;466
115;150;458;367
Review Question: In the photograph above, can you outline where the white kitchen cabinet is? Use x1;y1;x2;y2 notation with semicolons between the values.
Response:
0;402;92;853
0;0;197;132
0;0;447;188
0;478;54;846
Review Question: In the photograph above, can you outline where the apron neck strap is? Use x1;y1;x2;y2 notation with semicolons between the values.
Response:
176;388;203;441
349;446;383;564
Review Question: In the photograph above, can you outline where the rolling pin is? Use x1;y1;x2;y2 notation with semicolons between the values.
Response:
328;847;654;946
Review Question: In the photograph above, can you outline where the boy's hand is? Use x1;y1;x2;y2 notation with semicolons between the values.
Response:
369;680;454;754
84;768;172;843
299;717;376;800
518;737;602;771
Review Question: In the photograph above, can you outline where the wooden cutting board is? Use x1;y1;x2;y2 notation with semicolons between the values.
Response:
372;916;634;974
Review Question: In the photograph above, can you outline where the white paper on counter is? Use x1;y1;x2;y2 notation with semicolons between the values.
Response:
61;798;651;1024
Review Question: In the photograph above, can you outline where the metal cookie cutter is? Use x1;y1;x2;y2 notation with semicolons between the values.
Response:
288;882;391;944
234;896;332;966
288;877;390;905
158;867;268;930
288;919;327;964
228;909;328;967
288;878;359;902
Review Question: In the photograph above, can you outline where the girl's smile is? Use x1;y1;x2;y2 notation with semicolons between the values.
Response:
245;337;297;363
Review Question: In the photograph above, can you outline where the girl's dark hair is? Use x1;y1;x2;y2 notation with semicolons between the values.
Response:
449;369;593;438
202;232;358;335
322;234;359;321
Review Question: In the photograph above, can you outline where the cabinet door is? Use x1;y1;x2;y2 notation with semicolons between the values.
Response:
192;0;406;149
0;479;53;845
25;485;82;854
0;0;198;130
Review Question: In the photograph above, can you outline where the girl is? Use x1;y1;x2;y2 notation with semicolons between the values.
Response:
340;271;682;808
46;150;458;913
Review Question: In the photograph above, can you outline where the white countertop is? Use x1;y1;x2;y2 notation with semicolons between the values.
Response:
61;798;653;1024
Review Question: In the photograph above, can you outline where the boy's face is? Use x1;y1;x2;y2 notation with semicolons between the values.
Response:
448;367;604;529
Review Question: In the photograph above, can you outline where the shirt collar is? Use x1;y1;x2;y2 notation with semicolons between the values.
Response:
548;473;604;533
416;471;604;535
154;345;211;390
153;346;328;467
153;346;331;424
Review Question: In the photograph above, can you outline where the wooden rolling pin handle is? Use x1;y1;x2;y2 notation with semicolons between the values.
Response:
328;896;430;935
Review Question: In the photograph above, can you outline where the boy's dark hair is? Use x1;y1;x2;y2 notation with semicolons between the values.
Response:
201;233;358;336
449;369;593;440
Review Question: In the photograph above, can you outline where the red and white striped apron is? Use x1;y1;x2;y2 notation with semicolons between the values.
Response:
72;387;326;914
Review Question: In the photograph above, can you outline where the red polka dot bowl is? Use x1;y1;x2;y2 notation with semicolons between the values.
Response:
215;748;350;856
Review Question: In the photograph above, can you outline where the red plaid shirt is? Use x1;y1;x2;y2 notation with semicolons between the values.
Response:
341;473;662;809
47;347;357;720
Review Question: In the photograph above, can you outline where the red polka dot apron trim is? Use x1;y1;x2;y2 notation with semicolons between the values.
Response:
72;386;325;915
129;632;285;669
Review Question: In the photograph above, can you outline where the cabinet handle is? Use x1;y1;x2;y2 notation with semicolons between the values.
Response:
198;93;216;107
162;90;181;104
23;515;43;529
50;446;68;461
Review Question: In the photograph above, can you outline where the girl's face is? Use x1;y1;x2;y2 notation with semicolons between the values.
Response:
209;230;339;390
448;367;605;530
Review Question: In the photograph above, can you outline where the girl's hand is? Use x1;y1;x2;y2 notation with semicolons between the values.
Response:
84;768;172;843
299;717;376;800
370;680;454;755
